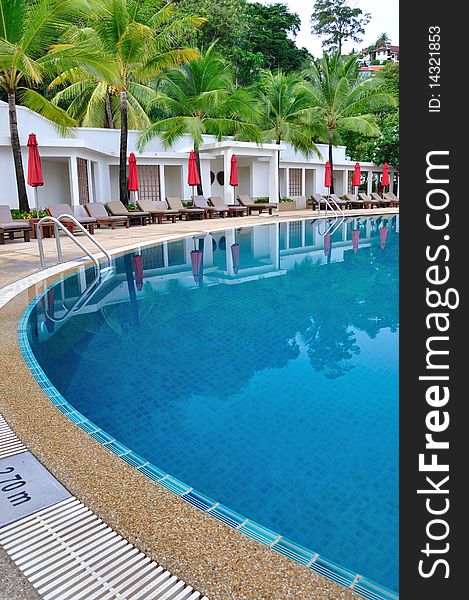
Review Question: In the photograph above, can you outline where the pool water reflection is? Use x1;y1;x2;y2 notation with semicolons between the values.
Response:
25;216;399;594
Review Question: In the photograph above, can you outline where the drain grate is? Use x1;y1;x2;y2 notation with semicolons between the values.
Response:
0;497;209;599
0;415;27;459
0;414;208;600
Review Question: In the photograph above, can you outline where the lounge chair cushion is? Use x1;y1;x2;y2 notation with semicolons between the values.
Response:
105;201;148;217
166;197;205;213
47;203;97;223
137;199;178;215
0;221;30;230
84;202;127;221
237;195;276;208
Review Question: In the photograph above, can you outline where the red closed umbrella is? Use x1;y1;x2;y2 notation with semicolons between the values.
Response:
380;226;388;250
27;133;44;217
132;254;143;291
229;154;239;204
231;243;240;274
352;162;361;192
188;151;200;197
324;162;332;189
190;249;203;283
128;153;138;205
128;153;139;191
381;163;390;192
352;228;360;253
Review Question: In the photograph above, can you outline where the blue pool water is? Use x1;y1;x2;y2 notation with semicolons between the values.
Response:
24;217;399;593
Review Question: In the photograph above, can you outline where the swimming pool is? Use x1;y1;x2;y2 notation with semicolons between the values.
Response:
21;216;399;598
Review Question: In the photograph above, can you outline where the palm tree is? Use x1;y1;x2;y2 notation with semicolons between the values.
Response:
254;70;320;198
53;0;205;205
0;0;85;211
138;43;260;195
304;52;396;193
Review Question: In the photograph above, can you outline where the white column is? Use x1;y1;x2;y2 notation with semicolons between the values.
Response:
159;164;166;202
268;152;279;202
68;156;80;207
269;223;280;270
284;167;290;198
301;168;306;196
344;170;349;195
200;159;211;200
163;241;169;267
94;160;111;203
203;234;213;266
223;149;234;204
225;228;236;275
342;221;347;241
301;220;306;247
366;171;373;195
366;219;372;238
87;160;93;202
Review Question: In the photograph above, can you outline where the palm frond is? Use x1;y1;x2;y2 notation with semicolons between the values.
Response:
17;87;77;135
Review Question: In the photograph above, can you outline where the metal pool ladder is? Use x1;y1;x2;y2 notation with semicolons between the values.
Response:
36;215;112;271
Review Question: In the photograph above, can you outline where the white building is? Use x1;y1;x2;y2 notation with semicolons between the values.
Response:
0;101;398;212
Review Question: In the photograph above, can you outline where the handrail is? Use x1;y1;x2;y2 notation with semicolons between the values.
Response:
317;214;344;237
36;215;112;271
42;270;102;324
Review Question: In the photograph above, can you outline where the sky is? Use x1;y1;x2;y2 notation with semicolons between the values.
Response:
251;0;399;57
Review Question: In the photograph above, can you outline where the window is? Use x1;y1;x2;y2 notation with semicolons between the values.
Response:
77;158;89;205
289;168;302;196
138;165;161;202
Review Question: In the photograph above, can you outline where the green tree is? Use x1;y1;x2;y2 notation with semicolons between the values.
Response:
0;0;85;211
311;0;371;54
343;62;399;168
244;3;312;75
138;44;260;195
368;32;392;53
53;0;204;205
176;0;311;85
304;52;396;193
254;70;320;198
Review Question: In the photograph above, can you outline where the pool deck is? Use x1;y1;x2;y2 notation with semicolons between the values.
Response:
0;207;398;599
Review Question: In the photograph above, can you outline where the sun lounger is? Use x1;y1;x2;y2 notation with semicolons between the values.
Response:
192;195;229;218
371;193;391;207
105;201;149;226
236;194;276;215
47;203;96;234
137;199;180;223
166;197;205;220
0;205;31;244
209;196;247;216
311;193;328;209
344;193;366;209
383;192;400;207
84;202;129;228
358;193;379;208
329;194;350;209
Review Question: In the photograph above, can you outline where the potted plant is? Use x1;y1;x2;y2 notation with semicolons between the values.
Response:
278;198;296;211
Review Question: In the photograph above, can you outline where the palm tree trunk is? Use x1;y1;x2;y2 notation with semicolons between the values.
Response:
195;149;203;196
105;93;114;129
119;90;128;206
7;91;29;212
328;128;334;195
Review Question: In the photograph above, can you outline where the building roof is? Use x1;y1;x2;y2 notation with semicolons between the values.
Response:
375;45;399;53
